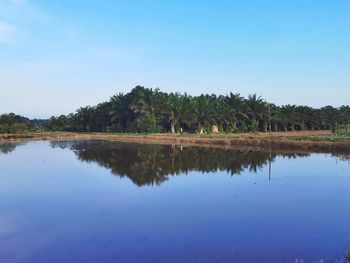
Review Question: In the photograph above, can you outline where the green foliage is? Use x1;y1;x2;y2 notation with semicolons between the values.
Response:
8;123;29;133
0;113;40;133
0;124;9;133
250;119;259;132
227;122;237;132
43;86;350;134
47;115;68;131
136;114;158;133
335;124;350;137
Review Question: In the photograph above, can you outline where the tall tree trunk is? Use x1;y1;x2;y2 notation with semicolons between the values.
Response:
171;122;175;134
171;111;175;134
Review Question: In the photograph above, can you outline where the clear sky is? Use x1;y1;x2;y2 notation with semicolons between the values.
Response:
1;0;349;118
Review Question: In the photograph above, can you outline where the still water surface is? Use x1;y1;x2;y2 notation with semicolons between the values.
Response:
0;141;349;263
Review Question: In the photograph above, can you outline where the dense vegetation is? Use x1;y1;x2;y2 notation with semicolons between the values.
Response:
46;86;350;134
336;124;350;137
2;86;349;134
0;113;46;133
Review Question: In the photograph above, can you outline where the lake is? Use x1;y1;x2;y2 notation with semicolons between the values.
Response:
0;140;349;263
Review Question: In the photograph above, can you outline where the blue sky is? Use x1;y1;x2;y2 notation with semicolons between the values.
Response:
1;0;349;118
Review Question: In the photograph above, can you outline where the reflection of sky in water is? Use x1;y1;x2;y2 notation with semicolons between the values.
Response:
0;141;349;263
0;217;13;237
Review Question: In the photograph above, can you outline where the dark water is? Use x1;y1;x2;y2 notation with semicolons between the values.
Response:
0;141;350;263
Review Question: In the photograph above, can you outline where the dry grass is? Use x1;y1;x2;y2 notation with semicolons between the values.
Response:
1;131;349;153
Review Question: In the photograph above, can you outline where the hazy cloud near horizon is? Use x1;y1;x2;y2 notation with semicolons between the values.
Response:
1;0;350;118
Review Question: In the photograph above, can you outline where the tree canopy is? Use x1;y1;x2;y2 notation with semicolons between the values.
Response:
0;113;46;133
46;86;350;134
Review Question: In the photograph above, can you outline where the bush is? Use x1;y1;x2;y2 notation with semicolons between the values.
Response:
136;115;158;133
227;122;237;132
249;119;259;132
335;124;350;136
0;124;9;133
8;123;30;133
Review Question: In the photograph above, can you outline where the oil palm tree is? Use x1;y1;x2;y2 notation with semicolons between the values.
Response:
224;93;249;131
246;94;269;132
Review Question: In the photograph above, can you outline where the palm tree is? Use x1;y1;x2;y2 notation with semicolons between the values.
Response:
224;93;249;131
76;106;95;131
320;106;338;130
109;93;131;132
246;94;269;132
280;105;297;131
192;95;211;133
129;86;155;115
168;93;195;133
44;86;350;134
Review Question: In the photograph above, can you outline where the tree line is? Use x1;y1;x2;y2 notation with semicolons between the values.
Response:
46;86;350;134
0;113;47;133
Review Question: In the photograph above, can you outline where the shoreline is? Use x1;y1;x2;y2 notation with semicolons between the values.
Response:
1;131;350;154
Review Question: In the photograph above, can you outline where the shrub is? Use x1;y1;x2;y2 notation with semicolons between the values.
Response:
8;123;30;133
0;124;9;133
136;115;158;133
335;124;350;137
249;119;259;132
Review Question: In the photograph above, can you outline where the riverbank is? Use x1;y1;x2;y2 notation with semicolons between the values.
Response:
1;131;350;154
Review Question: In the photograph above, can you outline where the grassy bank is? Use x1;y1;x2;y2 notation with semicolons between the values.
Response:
1;131;350;154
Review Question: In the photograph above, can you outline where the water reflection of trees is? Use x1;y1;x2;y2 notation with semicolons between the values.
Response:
51;141;311;186
0;142;27;154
